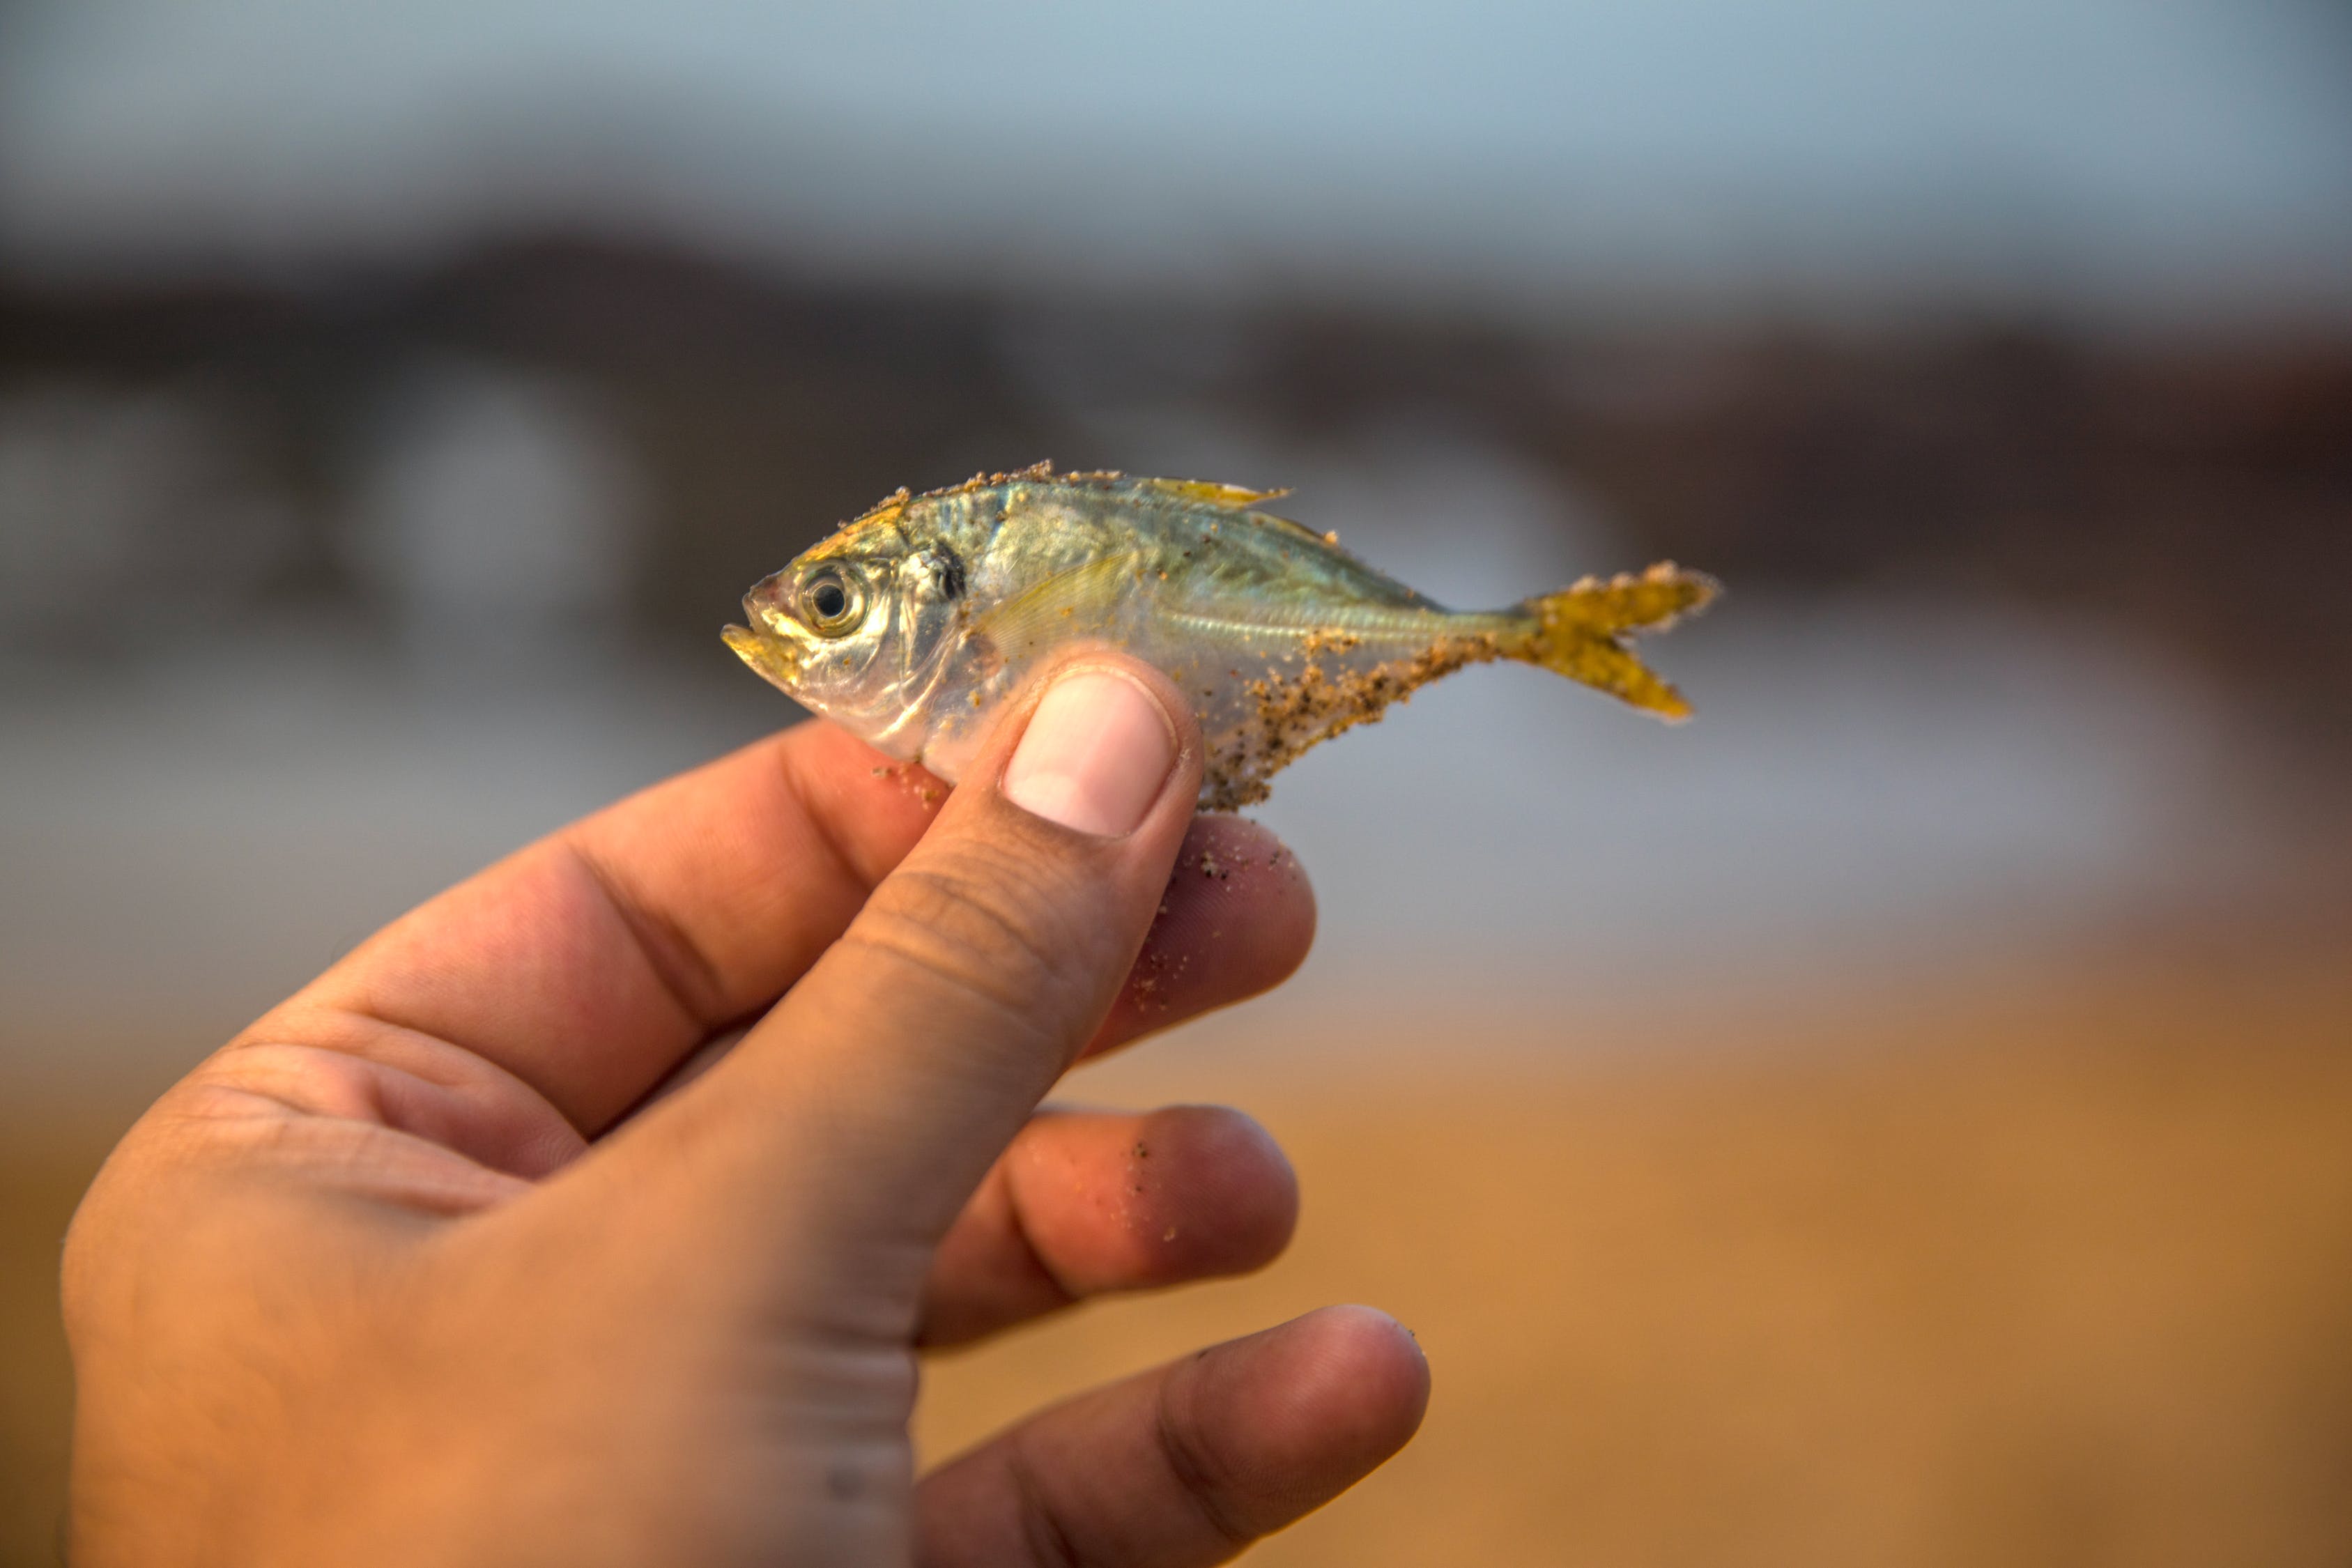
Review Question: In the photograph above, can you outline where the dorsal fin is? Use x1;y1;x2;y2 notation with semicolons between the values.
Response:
1129;477;1293;512
1114;475;1344;551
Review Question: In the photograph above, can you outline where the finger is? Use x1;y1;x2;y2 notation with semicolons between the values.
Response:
622;813;1314;1121
275;727;1306;1155
281;720;944;1135
918;1105;1297;1348
625;655;1204;1261
916;1305;1431;1568
1086;815;1313;1063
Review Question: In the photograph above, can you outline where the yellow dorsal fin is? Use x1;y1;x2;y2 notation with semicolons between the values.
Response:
1125;477;1337;548
1137;477;1293;511
971;554;1136;658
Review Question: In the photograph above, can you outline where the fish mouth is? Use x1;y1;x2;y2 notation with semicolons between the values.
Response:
722;622;803;690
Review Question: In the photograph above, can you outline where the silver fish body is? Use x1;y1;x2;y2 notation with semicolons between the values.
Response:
725;466;1716;809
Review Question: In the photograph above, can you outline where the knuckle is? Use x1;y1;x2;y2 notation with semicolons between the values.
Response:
1006;1431;1086;1568
857;845;1102;1019
1154;1385;1258;1555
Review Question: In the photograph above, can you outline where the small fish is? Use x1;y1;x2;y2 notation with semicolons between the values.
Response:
725;464;1719;810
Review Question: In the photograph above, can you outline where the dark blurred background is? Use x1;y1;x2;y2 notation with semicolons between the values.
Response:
3;3;2350;1564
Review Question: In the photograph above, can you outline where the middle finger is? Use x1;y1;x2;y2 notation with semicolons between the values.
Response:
918;1104;1298;1347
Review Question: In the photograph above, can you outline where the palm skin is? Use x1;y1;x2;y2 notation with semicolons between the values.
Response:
61;655;1429;1567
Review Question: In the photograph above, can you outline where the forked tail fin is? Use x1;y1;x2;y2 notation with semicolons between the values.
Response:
1511;562;1721;720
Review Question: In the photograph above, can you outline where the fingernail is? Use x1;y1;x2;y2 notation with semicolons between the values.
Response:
1004;668;1177;836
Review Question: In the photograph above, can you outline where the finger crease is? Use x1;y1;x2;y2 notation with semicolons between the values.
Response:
1001;1169;1085;1310
834;923;1060;1047
1006;1431;1086;1568
1155;1388;1256;1556
564;841;733;1031
879;864;1081;1001
787;746;888;896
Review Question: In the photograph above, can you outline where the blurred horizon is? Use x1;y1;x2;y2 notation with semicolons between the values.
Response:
8;229;2349;1098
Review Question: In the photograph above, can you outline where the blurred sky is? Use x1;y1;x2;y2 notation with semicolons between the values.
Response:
4;0;2351;319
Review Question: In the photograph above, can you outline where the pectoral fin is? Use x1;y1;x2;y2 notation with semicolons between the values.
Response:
970;554;1136;657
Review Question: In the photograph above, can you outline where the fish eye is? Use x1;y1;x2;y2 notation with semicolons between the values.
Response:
799;567;865;636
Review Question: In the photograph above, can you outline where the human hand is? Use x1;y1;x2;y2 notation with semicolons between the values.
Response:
61;655;1429;1566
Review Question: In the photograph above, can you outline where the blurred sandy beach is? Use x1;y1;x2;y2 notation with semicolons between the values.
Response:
8;926;2351;1567
936;947;2352;1568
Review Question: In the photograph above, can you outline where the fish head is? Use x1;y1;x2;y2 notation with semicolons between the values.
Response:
723;500;967;746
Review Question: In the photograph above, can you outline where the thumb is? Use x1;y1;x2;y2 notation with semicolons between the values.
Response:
607;654;1202;1281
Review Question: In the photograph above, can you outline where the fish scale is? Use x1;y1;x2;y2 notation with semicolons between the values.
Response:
725;465;1718;809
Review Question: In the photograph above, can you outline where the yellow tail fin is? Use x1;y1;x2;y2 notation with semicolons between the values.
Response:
1514;562;1720;720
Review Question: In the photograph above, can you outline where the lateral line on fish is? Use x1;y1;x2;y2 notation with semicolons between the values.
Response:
1162;606;1470;643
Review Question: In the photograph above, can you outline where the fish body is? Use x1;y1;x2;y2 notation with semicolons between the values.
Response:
725;465;1717;809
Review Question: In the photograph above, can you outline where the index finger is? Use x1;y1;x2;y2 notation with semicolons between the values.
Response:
270;720;1314;1143
280;721;945;1134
